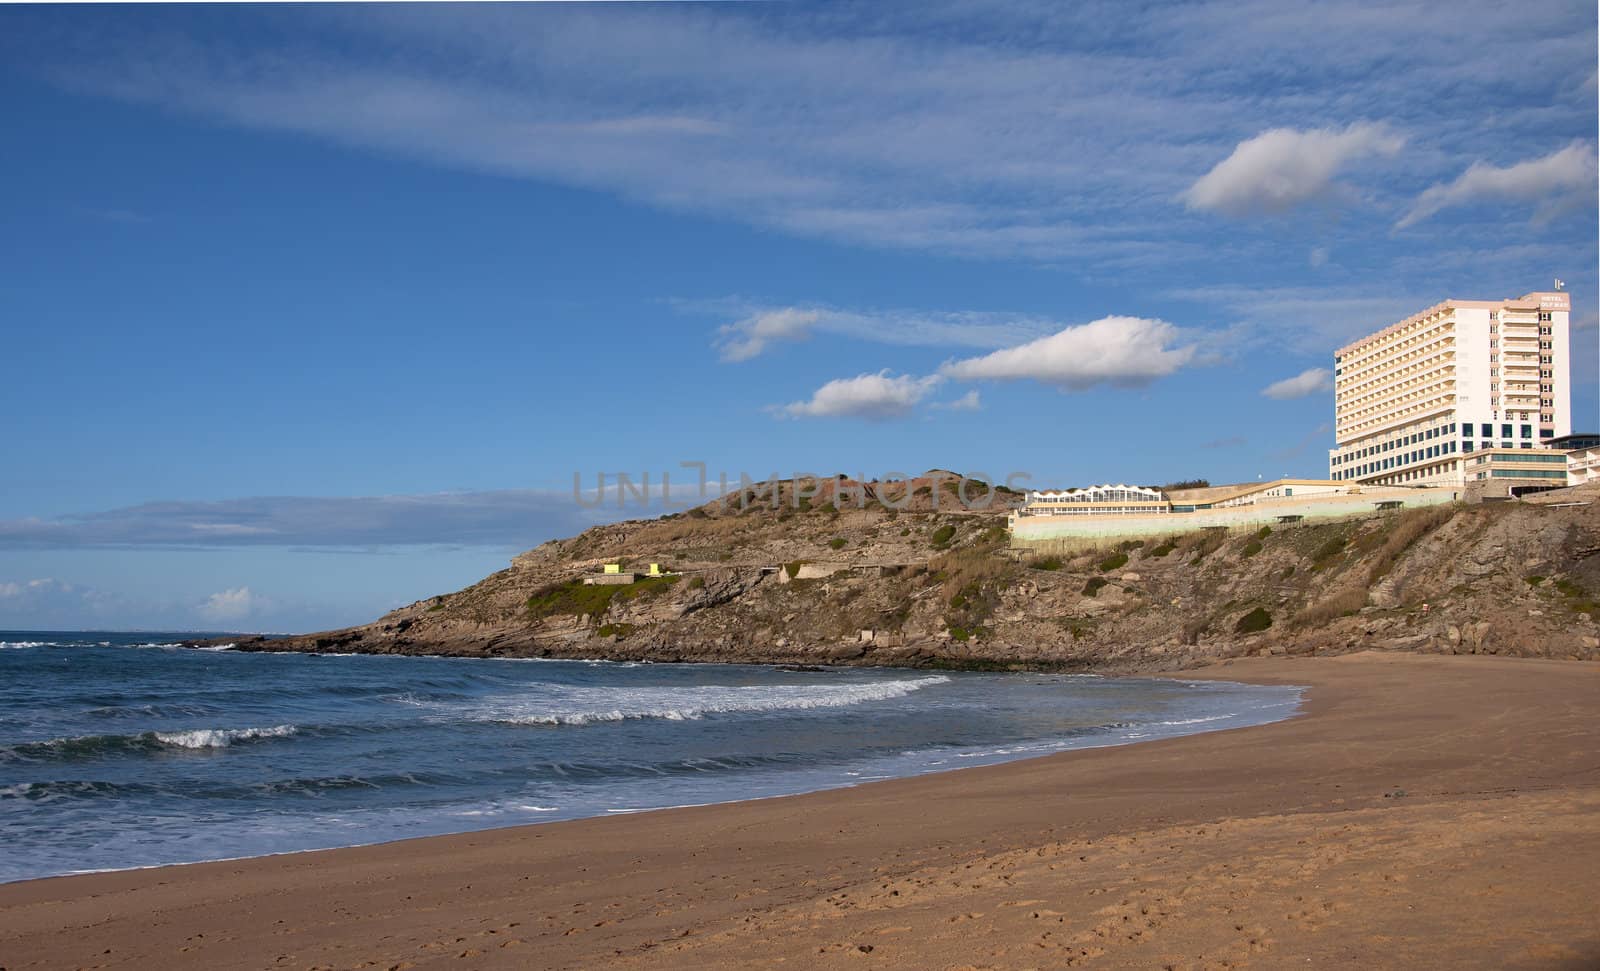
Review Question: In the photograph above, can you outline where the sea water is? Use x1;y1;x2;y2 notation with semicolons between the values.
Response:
0;632;1301;883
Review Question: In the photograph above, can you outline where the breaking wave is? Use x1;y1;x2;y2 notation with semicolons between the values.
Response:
2;725;298;762
481;675;953;726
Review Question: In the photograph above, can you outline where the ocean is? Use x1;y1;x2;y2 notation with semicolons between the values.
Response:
0;632;1301;884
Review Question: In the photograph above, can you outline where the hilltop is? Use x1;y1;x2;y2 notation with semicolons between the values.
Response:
215;474;1600;671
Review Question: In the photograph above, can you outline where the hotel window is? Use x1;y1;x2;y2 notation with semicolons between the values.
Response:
1463;441;1475;453
1521;425;1533;439
1502;424;1513;438
1481;423;1493;438
1539;311;1552;322
1502;442;1513;450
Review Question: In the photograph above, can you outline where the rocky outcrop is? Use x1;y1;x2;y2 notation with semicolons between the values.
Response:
205;479;1600;672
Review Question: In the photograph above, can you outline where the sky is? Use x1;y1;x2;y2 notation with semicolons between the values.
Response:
0;1;1595;633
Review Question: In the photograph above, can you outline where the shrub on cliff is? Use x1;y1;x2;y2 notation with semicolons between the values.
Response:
1234;607;1273;634
1097;552;1129;573
931;524;956;548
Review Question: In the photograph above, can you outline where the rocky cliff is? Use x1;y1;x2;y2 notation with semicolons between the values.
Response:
214;475;1600;671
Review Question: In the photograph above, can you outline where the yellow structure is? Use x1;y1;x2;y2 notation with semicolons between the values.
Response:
603;563;621;575
647;563;662;577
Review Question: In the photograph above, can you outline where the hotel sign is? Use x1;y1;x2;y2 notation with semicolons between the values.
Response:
1538;293;1570;311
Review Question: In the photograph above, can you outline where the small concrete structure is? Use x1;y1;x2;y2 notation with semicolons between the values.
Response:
582;573;638;586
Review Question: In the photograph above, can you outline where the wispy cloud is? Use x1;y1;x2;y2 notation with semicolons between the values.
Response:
779;370;943;421
699;299;1053;361
0;491;650;551
941;316;1204;391
1182;123;1405;217
934;389;982;412
1397;143;1597;229
716;308;820;362
12;2;1588;267
1262;367;1334;400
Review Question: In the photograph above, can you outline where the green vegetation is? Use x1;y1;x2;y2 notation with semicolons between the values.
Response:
948;625;972;641
687;576;706;590
1239;540;1263;559
1554;578;1600;615
1030;556;1063;571
525;575;681;621
1147;540;1177;558
1161;478;1210;491
1312;536;1347;566
828;537;848;550
1256;526;1273;539
426;602;446;612
1234;607;1273;634
931;524;957;548
1097;551;1129;573
1082;576;1108;597
785;561;804;579
1525;575;1545;587
596;623;636;638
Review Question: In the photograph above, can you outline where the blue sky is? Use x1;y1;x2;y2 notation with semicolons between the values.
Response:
1;1;1595;632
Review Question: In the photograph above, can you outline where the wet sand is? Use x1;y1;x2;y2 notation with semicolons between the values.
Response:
3;652;1598;970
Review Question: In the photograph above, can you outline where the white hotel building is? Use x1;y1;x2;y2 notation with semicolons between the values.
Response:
1329;290;1572;488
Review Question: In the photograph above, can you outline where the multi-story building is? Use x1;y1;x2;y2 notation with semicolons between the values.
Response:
1329;289;1572;489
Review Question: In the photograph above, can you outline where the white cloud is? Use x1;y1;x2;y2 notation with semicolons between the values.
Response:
1261;367;1334;399
1308;246;1330;268
698;300;1053;360
1397;143;1597;229
780;370;943;420
935;389;983;411
33;4;1588;265
716;308;820;362
1182;123;1405;216
940;316;1200;391
199;587;261;622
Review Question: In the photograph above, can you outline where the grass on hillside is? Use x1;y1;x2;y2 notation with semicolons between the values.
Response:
526;575;681;621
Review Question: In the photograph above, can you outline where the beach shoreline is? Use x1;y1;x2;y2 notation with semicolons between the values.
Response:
3;652;1598;969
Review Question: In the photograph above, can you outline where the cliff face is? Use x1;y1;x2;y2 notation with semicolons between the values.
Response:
222;477;1600;672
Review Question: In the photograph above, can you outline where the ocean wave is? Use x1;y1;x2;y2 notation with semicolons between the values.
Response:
0;780;147;803
2;725;298;762
481;675;953;727
1151;714;1234;727
154;725;298;749
0;641;53;649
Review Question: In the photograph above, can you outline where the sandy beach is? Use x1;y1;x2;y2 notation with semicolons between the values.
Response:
3;652;1598;970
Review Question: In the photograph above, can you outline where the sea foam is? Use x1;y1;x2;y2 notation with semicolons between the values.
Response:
479;675;952;727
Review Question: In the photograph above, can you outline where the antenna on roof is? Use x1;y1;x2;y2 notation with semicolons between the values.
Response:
1554;278;1565;290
